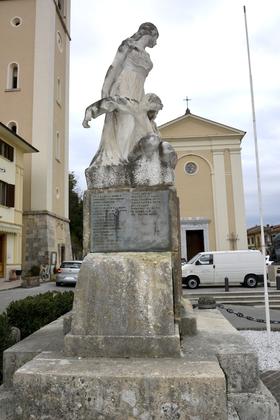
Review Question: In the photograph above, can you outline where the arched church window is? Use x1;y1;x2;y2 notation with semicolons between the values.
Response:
7;121;18;134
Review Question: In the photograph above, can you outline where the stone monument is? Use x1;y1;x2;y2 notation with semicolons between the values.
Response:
8;23;279;420
65;22;182;358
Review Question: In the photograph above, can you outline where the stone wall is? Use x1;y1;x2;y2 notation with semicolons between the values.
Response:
22;211;72;272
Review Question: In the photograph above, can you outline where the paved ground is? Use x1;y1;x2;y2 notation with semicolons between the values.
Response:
261;371;280;407
0;278;22;291
0;282;73;313
217;304;280;331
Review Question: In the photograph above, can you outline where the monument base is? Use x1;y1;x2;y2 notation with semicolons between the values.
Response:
13;352;227;420
65;252;181;358
64;326;180;358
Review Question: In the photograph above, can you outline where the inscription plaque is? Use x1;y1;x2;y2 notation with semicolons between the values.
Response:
91;190;170;252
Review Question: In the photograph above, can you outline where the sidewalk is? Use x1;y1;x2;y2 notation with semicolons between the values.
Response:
0;278;22;291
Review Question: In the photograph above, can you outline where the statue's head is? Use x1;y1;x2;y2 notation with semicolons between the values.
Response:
132;23;159;47
144;93;163;120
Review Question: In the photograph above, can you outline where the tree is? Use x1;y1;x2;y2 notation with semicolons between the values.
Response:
69;172;83;259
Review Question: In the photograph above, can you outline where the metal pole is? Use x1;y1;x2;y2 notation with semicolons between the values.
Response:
243;5;271;344
225;277;229;292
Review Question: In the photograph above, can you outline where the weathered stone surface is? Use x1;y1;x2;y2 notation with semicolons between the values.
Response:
82;22;176;187
85;153;175;189
182;309;259;393
180;298;197;336
65;252;181;357
90;189;170;252
21;276;40;288
3;316;65;388
84;187;178;253
63;311;72;335
0;387;15;419
22;211;72;272
228;401;240;420
228;381;279;420
13;353;227;420
3;301;279;419
83;185;183;324
217;348;259;394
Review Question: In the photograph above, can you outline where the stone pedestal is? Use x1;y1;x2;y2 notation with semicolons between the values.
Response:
65;185;183;357
83;186;182;321
65;252;180;357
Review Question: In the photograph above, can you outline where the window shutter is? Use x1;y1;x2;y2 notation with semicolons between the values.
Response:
6;184;15;207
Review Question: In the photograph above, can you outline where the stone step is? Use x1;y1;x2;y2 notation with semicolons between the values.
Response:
192;300;280;307
190;294;280;300
13;354;228;419
187;291;280;298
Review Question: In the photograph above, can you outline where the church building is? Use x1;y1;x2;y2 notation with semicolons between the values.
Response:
160;108;248;260
0;0;72;271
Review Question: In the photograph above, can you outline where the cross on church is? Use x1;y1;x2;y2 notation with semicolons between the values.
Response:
227;233;239;250
184;96;192;114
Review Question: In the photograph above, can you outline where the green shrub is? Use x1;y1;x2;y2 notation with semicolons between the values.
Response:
0;313;16;383
29;265;41;276
6;291;74;339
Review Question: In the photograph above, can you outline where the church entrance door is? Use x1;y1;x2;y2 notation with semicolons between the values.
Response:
186;230;204;260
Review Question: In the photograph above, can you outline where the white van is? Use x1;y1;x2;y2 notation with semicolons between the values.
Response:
182;250;264;289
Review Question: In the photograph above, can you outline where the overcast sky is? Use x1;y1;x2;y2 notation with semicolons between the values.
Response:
69;0;280;227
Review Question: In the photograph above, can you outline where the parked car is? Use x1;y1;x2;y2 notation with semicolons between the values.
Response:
182;250;264;289
56;260;82;286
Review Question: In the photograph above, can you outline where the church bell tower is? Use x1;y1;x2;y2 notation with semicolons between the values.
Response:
0;0;72;270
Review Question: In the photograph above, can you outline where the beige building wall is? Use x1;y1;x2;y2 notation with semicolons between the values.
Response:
160;112;248;260
0;0;72;270
0;0;36;210
0;123;37;280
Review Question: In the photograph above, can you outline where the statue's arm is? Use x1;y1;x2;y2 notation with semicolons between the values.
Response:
82;97;124;128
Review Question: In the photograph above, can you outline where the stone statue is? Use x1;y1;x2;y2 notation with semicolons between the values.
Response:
83;22;177;188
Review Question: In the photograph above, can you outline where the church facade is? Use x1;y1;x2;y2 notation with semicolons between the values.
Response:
0;0;72;271
160;110;248;260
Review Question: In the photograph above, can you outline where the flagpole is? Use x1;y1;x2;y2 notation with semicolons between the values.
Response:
243;5;271;344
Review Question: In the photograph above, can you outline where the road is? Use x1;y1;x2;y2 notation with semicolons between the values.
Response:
0;282;73;313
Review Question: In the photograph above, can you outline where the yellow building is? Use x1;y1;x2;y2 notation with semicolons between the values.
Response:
0;123;37;280
160;109;248;260
0;0;72;270
247;224;280;252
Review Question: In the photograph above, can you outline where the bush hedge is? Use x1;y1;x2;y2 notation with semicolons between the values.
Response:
0;313;16;383
0;290;74;384
6;291;74;339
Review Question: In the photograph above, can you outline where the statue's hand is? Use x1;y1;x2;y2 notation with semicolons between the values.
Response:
83;105;94;128
82;118;90;128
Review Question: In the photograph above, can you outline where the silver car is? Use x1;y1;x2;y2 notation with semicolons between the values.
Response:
56;260;82;286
